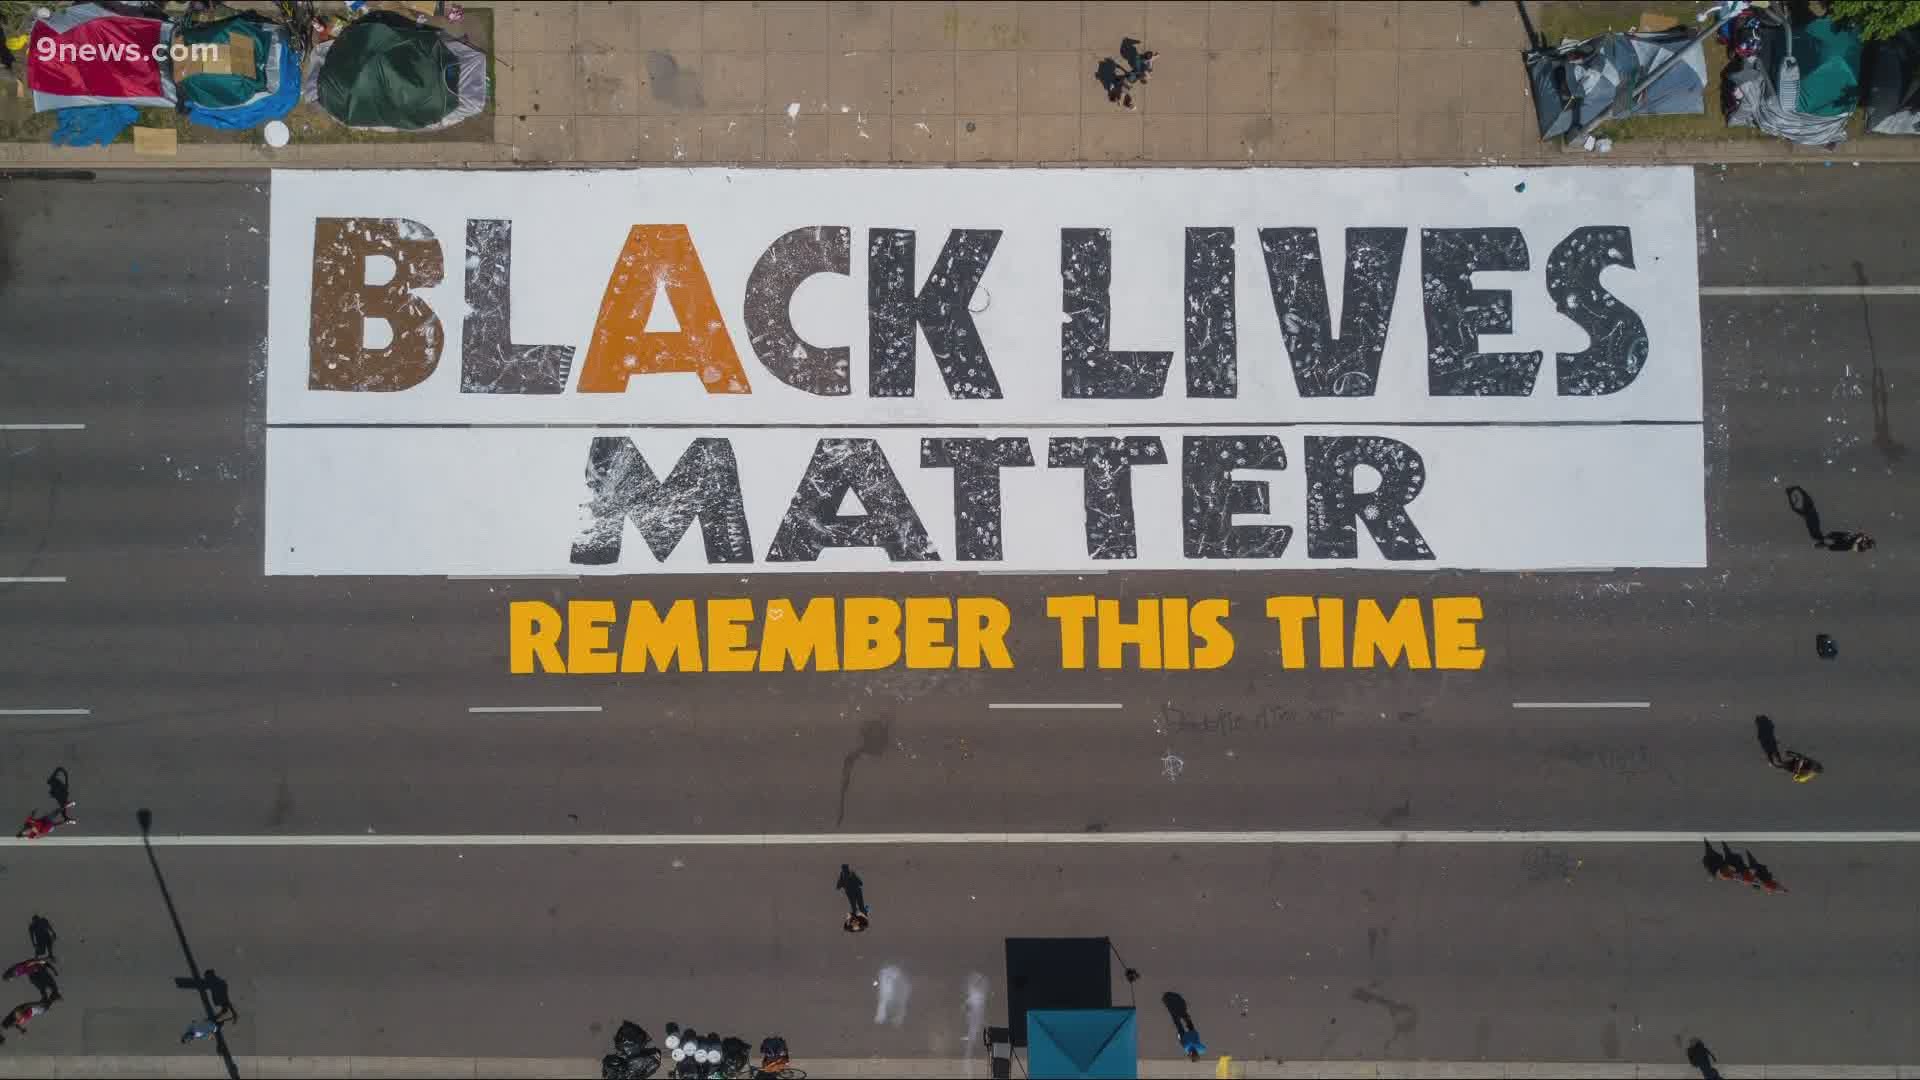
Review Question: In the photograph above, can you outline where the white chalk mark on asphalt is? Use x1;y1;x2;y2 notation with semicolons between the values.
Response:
0;423;85;431
0;577;64;584
873;965;910;1026
1700;284;1920;296
467;705;603;714
989;702;1123;711
25;830;1920;849
0;708;90;717
1513;701;1650;709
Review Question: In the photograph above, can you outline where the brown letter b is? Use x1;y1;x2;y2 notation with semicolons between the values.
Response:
309;218;445;392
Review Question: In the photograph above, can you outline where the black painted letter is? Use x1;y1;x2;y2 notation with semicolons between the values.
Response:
1421;228;1542;396
1259;227;1406;397
744;226;851;396
1547;226;1649;396
1182;435;1292;559
767;438;939;562
1047;436;1168;559
570;437;752;565
1304;435;1433;561
1060;229;1173;399
868;229;1003;399
921;437;1035;561
1185;227;1238;398
462;219;577;394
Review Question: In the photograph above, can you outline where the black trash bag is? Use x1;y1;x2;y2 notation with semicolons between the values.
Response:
602;1049;661;1080
720;1037;752;1071
615;1021;654;1056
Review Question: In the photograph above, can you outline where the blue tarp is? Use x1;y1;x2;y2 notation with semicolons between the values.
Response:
1026;1008;1137;1080
50;103;139;146
185;29;299;130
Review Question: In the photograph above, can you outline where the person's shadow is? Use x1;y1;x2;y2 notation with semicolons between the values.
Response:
1785;486;1824;542
1755;715;1780;764
1161;991;1195;1035
1686;1037;1721;1079
1701;838;1727;878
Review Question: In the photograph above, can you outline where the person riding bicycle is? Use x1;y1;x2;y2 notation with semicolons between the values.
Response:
1777;750;1822;782
17;805;73;840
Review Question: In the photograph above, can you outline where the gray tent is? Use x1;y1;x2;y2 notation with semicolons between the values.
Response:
1527;29;1709;140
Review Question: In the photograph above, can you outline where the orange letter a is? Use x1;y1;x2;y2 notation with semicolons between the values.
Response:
579;225;751;394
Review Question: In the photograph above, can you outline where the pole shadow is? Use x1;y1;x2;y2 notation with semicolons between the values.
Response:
138;809;240;1080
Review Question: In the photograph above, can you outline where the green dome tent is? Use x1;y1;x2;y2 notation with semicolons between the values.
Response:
307;11;486;132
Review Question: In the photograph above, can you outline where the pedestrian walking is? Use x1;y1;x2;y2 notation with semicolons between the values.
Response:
26;966;59;1006
181;1017;222;1043
1119;37;1157;83
203;969;237;1025
28;916;55;962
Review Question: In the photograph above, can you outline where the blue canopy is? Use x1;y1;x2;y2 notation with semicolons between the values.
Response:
1026;1008;1137;1079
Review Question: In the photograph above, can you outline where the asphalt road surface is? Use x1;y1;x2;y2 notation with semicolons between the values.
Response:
0;165;1916;1070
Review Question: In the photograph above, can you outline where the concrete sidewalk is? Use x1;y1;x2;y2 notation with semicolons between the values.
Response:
6;0;1920;169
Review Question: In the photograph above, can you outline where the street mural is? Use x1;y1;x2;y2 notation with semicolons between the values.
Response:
265;167;1704;576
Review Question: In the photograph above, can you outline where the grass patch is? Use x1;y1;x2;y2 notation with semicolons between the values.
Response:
0;4;493;145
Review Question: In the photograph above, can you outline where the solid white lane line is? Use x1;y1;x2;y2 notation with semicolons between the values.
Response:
1701;284;1920;296
0;423;85;431
989;702;1124;711
446;574;580;581
1514;701;1650;709
15;830;1920;849
0;708;90;717
0;577;64;584
467;705;603;714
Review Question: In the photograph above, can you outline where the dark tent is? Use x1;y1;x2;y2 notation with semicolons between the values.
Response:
315;11;461;131
1866;30;1920;135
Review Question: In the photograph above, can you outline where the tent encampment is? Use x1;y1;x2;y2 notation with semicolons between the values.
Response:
176;14;300;130
1026;1009;1138;1080
303;11;486;132
1727;16;1862;145
26;3;176;111
1526;28;1709;140
1865;30;1920;134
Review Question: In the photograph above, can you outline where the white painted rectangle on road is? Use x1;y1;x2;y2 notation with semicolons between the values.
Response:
266;166;1702;576
265;423;1706;574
